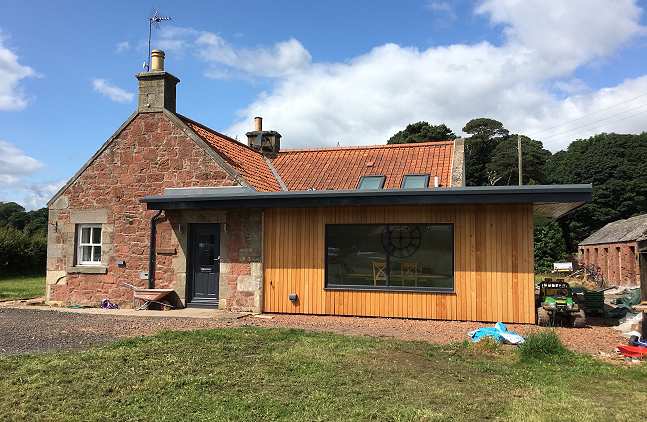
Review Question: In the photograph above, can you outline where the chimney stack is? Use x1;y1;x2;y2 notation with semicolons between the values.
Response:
136;49;180;113
246;116;281;157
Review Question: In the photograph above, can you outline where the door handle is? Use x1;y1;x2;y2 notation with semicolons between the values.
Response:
214;256;221;262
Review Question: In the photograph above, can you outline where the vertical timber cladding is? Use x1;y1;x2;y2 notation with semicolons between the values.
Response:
263;204;535;324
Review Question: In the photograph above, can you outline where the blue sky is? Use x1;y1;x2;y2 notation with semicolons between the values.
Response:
1;0;647;209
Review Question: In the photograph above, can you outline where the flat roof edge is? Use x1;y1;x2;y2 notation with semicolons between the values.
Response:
141;184;592;217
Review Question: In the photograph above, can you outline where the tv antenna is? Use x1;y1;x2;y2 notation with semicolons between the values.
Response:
144;9;172;71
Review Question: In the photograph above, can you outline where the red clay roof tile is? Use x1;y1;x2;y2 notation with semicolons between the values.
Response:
180;116;282;192
271;142;454;191
180;114;454;192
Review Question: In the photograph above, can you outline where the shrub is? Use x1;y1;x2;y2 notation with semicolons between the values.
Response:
518;330;567;361
0;226;46;274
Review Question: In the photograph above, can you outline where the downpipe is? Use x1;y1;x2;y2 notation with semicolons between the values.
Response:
148;210;164;289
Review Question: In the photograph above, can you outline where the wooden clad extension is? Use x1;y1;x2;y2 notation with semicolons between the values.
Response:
263;204;535;324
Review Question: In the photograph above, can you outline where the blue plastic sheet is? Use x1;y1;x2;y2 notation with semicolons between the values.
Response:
468;322;525;345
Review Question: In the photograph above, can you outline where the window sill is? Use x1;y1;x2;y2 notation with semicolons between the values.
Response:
67;266;108;274
324;286;455;294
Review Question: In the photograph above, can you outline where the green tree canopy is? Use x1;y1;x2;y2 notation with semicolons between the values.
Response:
463;118;509;186
387;121;456;144
463;118;509;140
534;219;569;273
546;132;647;248
0;202;48;274
486;135;552;185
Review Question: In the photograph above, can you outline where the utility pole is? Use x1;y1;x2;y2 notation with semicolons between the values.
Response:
517;134;523;185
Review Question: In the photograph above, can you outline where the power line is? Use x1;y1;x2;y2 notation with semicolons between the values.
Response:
531;91;647;137
540;101;647;140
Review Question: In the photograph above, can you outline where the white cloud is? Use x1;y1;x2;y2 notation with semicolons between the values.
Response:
21;180;65;209
222;0;647;151
425;1;457;20
0;140;59;209
476;0;644;73
197;34;311;78
0;30;36;111
0;140;43;180
92;79;134;103
157;25;311;78
115;41;130;53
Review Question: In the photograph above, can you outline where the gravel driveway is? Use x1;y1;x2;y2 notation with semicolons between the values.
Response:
0;307;626;356
0;308;237;355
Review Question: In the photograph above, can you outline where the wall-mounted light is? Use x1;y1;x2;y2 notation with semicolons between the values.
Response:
288;293;298;303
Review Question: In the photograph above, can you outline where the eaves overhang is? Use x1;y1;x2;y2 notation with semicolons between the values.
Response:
141;184;592;219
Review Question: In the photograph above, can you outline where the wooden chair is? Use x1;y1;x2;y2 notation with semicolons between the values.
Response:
400;261;418;286
372;261;387;286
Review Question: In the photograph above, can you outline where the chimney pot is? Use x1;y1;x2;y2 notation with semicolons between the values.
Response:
254;116;263;131
151;49;165;71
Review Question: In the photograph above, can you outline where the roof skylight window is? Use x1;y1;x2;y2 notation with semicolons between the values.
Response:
358;175;386;190
401;174;430;189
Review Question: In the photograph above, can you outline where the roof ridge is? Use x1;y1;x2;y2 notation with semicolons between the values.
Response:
177;113;264;156
278;140;454;154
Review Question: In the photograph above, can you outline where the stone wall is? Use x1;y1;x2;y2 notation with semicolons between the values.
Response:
47;112;263;311
579;241;639;286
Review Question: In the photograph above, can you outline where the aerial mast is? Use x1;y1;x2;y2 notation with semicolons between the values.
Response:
145;9;172;71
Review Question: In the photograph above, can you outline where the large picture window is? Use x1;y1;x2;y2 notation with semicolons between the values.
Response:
325;224;453;292
77;224;102;266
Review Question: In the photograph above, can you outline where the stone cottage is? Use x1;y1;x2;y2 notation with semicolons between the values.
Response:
46;50;591;323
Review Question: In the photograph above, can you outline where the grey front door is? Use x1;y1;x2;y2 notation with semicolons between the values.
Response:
188;223;220;307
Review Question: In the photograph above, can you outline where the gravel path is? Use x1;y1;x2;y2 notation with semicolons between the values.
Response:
0;307;625;356
0;308;236;355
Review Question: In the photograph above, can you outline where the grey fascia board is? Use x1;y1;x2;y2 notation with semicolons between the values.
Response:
141;184;592;214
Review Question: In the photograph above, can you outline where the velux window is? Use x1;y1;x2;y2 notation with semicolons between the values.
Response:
357;175;385;190
401;174;430;189
325;224;454;292
77;224;102;265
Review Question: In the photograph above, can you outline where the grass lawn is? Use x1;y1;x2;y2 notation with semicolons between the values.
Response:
0;275;44;300
1;327;645;421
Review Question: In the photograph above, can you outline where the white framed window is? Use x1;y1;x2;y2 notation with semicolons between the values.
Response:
77;224;102;266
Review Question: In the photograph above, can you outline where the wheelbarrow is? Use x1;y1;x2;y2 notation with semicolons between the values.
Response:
122;283;175;310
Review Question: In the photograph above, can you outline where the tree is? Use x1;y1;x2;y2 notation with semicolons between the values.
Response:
463;118;509;140
463;118;509;186
0;202;48;274
534;219;568;273
387;121;456;144
486;135;552;185
545;132;647;248
0;202;25;227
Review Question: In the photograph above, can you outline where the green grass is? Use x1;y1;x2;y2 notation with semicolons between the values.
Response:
1;327;646;421
0;274;44;300
518;330;568;361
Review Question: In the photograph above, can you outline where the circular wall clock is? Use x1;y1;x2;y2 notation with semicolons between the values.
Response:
382;225;421;258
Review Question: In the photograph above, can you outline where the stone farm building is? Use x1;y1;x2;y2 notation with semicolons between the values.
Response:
46;50;592;323
578;214;647;287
